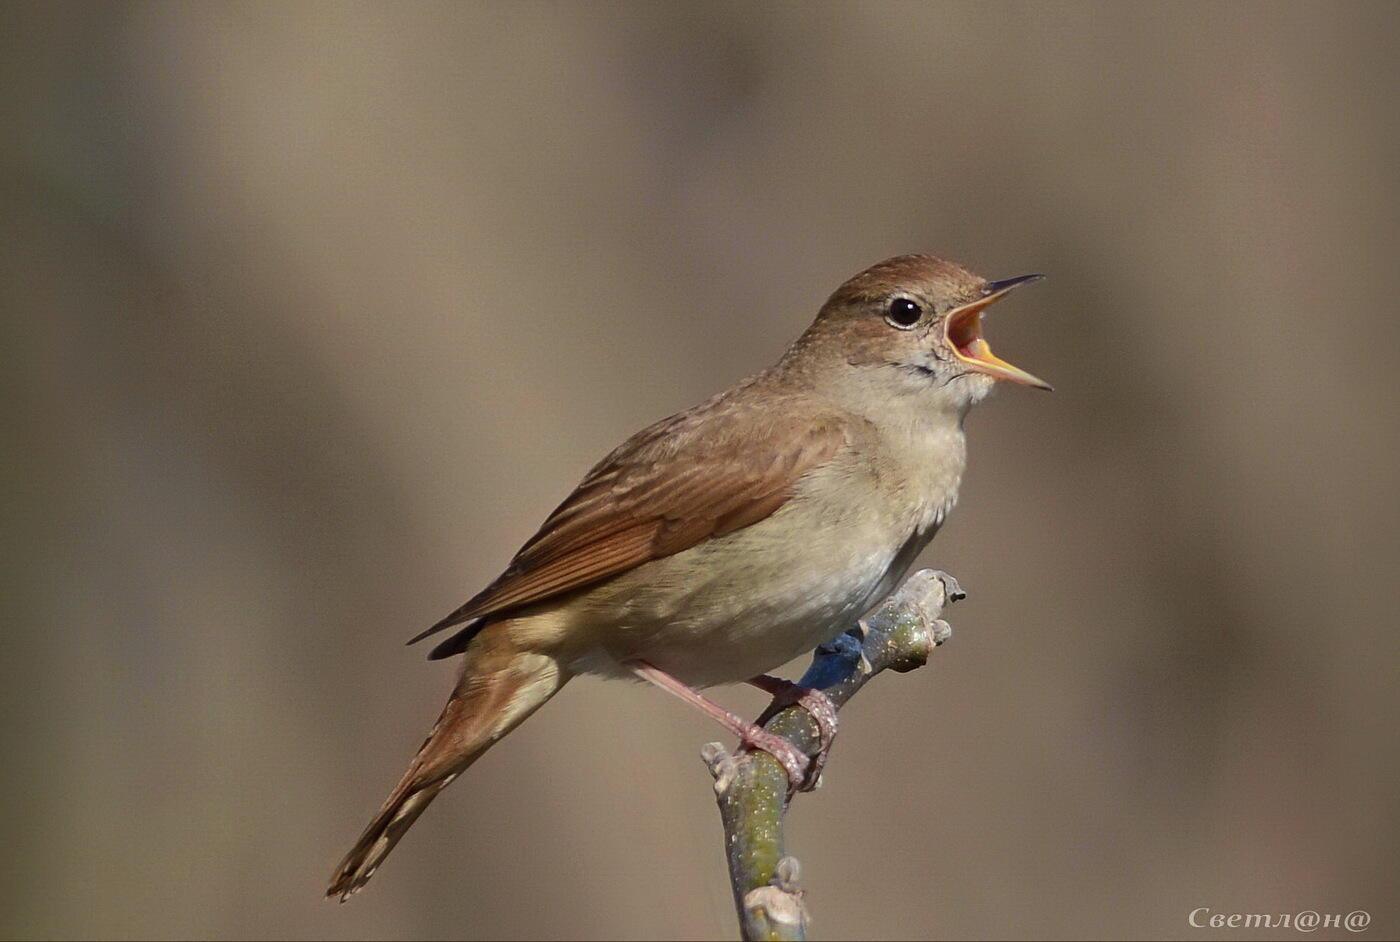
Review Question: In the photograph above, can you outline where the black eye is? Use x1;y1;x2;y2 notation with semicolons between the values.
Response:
885;297;922;328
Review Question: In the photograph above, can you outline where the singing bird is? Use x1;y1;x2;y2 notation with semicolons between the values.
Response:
328;254;1049;899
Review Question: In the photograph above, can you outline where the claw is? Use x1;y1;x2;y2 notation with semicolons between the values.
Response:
736;726;811;793
748;676;840;791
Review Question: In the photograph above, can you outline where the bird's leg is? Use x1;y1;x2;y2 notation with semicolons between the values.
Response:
749;675;839;789
626;660;810;793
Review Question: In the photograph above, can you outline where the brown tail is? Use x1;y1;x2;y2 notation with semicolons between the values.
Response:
327;629;567;901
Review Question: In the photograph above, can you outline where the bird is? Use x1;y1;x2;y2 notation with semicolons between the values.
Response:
327;254;1049;900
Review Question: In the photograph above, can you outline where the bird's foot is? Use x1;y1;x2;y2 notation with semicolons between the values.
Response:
626;659;813;793
734;724;814;794
749;675;839;790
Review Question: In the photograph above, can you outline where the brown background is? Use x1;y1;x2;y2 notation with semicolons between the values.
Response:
3;2;1397;939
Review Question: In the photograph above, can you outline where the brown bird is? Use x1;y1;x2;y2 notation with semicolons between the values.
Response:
328;254;1049;900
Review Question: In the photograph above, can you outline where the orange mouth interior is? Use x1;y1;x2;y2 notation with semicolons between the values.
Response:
946;305;992;362
941;294;1052;390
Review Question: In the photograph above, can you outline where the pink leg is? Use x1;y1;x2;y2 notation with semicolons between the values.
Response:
748;675;839;786
627;660;811;792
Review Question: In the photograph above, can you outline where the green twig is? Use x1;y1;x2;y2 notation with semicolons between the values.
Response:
701;569;963;941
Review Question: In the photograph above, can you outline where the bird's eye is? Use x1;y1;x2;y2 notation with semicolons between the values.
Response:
885;297;923;329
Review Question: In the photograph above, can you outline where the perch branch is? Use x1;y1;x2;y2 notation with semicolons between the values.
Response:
701;569;963;941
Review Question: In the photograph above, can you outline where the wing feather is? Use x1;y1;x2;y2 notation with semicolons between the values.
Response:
410;393;848;647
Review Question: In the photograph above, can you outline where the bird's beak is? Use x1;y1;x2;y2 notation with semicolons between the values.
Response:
943;274;1052;390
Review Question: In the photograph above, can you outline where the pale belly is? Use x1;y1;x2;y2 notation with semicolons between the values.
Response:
560;494;944;687
525;414;967;687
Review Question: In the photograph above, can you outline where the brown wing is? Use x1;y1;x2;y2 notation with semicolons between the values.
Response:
409;390;849;649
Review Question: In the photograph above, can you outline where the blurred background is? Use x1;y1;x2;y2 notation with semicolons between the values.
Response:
3;2;1397;939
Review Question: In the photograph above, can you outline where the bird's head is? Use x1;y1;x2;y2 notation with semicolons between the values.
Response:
785;254;1051;416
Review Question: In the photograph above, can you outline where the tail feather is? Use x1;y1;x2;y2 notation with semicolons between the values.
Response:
328;630;566;901
326;777;451;902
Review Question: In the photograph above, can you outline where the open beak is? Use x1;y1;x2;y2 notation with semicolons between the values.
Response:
943;274;1052;390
